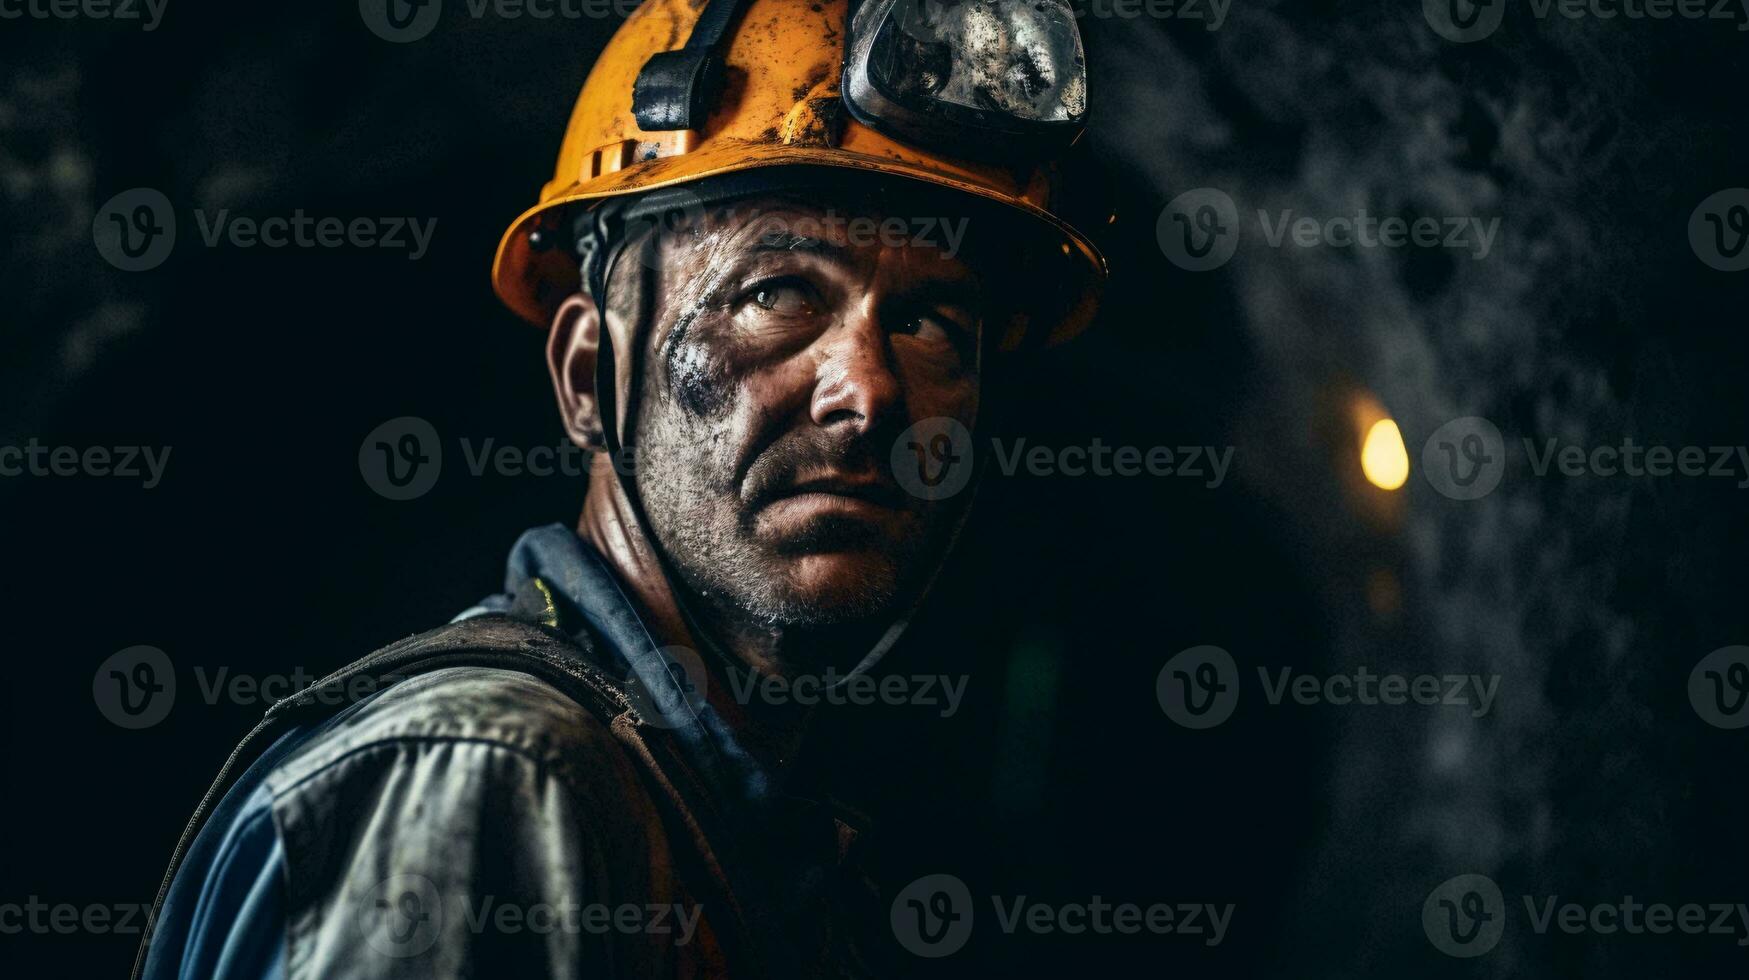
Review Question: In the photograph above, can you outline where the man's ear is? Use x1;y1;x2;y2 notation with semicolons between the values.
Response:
547;293;605;450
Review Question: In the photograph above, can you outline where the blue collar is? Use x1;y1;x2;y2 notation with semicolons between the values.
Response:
467;523;774;810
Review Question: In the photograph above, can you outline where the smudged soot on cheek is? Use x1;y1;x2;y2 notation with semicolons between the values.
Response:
663;308;738;419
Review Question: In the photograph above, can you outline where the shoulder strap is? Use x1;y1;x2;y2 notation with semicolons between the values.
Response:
131;615;632;980
267;614;631;726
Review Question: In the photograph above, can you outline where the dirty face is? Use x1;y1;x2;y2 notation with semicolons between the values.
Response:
620;193;988;629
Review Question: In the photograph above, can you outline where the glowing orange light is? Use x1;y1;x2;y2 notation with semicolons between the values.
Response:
1361;419;1410;490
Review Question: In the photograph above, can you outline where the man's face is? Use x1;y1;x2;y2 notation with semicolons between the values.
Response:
618;192;988;630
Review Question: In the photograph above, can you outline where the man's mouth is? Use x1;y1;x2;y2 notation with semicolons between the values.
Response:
757;472;909;516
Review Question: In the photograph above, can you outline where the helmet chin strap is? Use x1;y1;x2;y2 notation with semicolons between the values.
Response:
573;175;991;693
580;195;749;689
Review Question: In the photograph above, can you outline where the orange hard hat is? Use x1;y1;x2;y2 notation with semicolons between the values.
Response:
491;0;1107;348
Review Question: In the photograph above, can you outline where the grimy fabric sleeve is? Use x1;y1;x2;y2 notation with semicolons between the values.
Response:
167;783;288;980
262;667;701;980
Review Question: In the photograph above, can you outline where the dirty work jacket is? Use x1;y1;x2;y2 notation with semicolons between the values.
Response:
138;524;882;979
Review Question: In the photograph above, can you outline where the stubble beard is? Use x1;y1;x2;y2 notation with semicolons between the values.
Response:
632;414;928;632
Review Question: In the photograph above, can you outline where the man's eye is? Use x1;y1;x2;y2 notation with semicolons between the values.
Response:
747;279;817;315
900;313;964;346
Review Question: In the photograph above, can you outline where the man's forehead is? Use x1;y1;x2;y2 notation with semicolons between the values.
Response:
697;187;945;231
664;191;987;272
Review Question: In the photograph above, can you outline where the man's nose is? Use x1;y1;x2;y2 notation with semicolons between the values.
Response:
808;311;900;432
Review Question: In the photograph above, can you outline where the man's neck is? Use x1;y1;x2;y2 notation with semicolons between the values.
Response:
575;455;904;775
691;596;897;681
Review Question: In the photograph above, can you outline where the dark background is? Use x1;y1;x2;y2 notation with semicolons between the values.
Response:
3;0;1747;976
